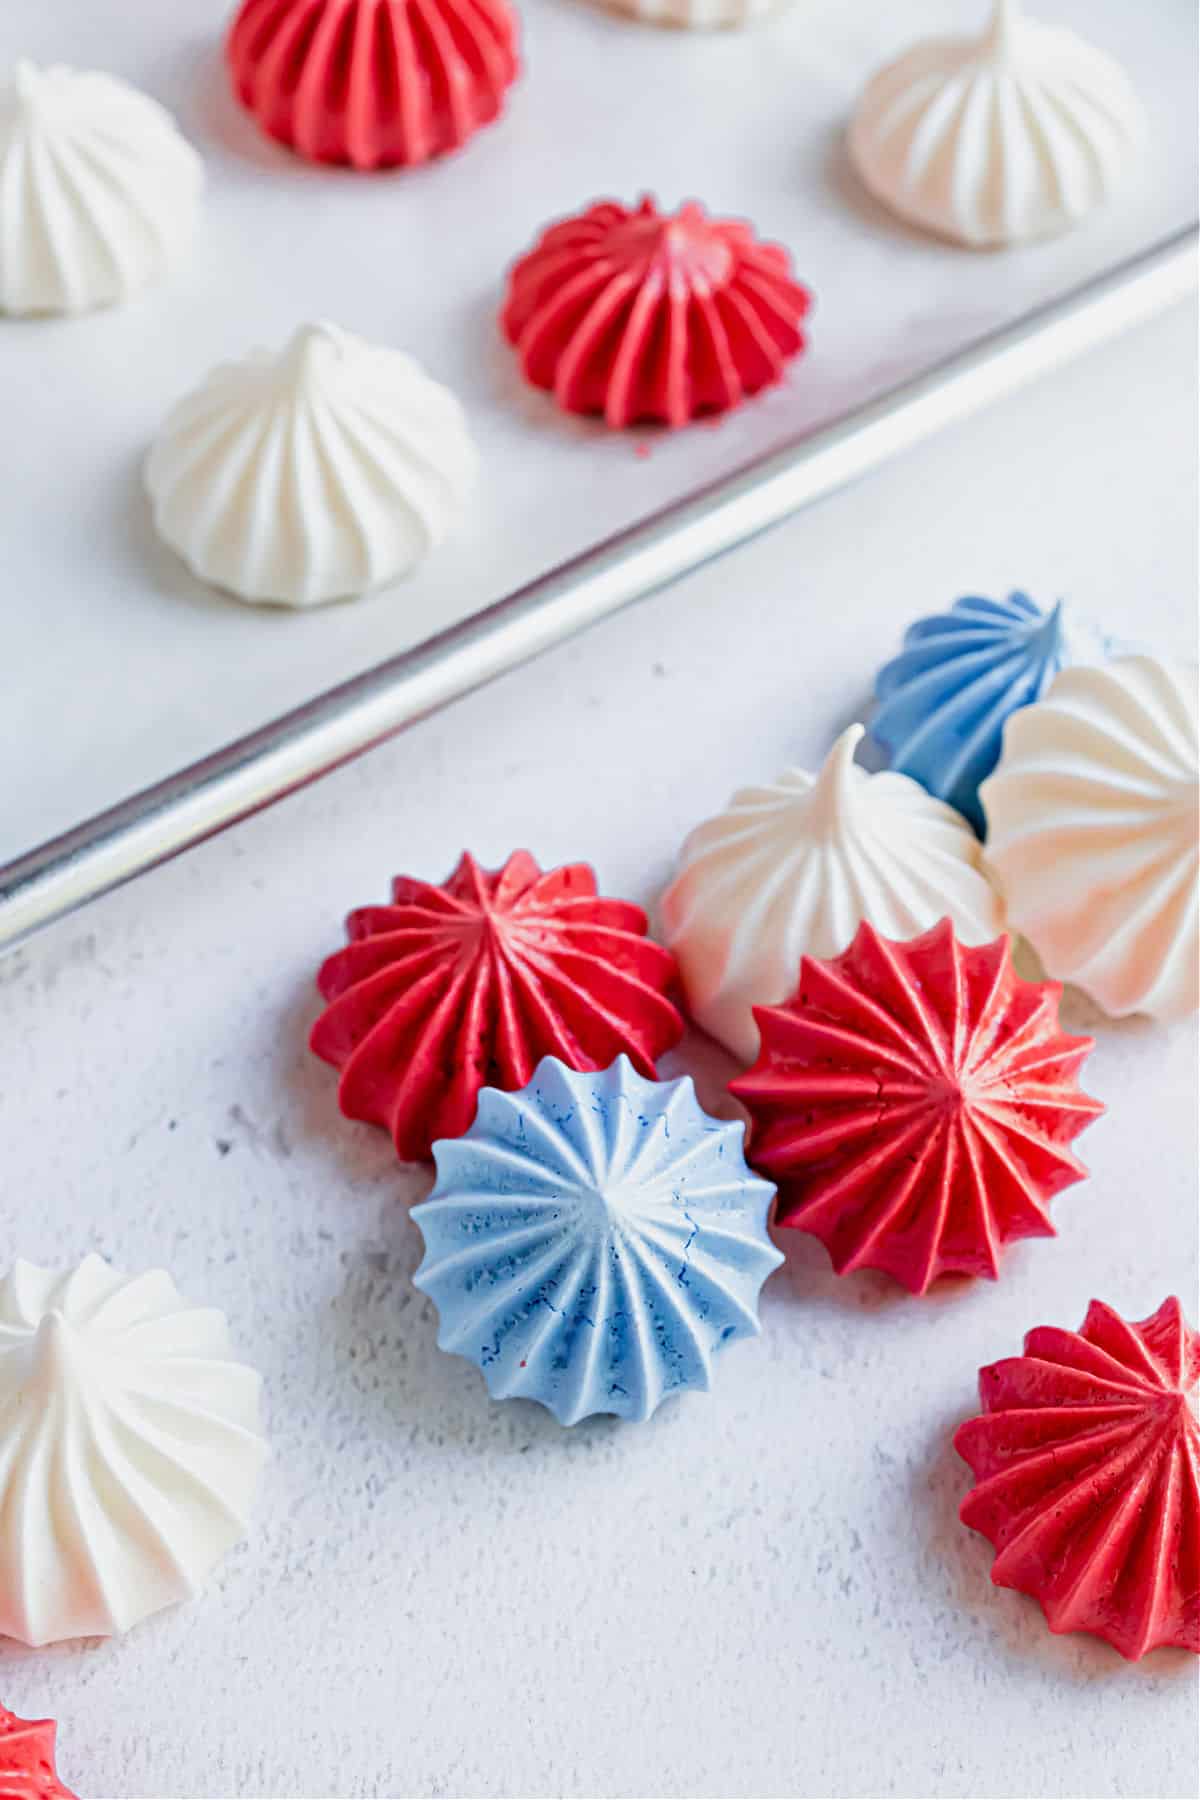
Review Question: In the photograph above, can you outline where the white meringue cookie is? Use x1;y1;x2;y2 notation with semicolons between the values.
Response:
848;0;1145;249
145;321;478;608
661;724;1004;1064
0;1254;267;1646
0;60;203;315
981;656;1199;1022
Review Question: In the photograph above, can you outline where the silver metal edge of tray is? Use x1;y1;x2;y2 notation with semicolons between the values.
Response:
2;222;1196;955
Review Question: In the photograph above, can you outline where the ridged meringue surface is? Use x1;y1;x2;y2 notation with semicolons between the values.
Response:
501;198;811;429
0;1254;267;1647
660;724;1005;1064
848;1;1145;248
227;0;519;170
872;592;1107;834
312;850;683;1164
145;322;477;608
732;920;1102;1294
956;1297;1200;1660
981;656;1199;1022
413;1056;781;1424
0;61;203;315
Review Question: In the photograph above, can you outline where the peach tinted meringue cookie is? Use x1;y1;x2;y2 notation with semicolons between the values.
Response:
981;656;1199;1022
848;1;1145;248
0;61;202;315
0;1254;267;1646
501;197;811;428
145;322;477;608
661;725;1004;1064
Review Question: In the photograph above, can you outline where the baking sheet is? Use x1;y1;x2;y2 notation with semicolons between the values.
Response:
1;297;1196;1800
3;0;1197;866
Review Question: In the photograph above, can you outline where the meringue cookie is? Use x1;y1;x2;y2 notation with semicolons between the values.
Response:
145;322;477;608
848;1;1145;248
501;197;811;429
0;1702;77;1800
414;1055;781;1424
955;1296;1200;1660
312;850;683;1164
732;920;1102;1294
0;60;202;315
0;1254;267;1646
981;656;1199;1022
872;592;1108;834
661;724;1004;1064
227;0;519;169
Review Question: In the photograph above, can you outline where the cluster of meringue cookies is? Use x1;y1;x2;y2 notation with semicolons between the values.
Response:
0;0;1185;1725
293;591;1195;1660
670;615;1200;1045
1;595;1195;1675
1;0;1147;607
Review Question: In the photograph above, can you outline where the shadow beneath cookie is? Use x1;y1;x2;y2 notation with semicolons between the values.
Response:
773;1230;931;1316
186;35;330;178
660;1023;741;1121
458;281;639;446
118;448;245;618
322;1205;635;1456
916;1413;1172;1683
269;969;431;1204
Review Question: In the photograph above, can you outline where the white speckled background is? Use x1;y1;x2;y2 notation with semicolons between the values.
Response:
1;293;1197;1795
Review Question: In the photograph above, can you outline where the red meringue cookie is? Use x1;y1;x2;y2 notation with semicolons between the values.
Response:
955;1298;1200;1660
227;0;519;170
311;851;684;1161
730;920;1103;1294
0;1705;77;1800
500;197;812;428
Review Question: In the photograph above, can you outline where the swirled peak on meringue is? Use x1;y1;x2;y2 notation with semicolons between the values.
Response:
0;1254;267;1647
145;322;477;608
848;1;1145;249
501;196;812;429
0;60;202;315
661;724;1004;1064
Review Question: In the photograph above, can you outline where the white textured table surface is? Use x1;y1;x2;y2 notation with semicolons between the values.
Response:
2;295;1198;1798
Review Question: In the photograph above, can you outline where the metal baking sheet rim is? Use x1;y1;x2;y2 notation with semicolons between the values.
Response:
2;222;1196;956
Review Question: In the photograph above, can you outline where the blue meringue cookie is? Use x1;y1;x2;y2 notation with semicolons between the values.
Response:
871;592;1103;834
412;1055;781;1425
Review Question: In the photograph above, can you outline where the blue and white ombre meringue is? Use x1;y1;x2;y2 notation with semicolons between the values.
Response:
412;1056;781;1425
871;591;1106;834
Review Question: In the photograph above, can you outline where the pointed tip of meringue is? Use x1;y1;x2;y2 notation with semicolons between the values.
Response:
146;321;475;605
12;59;44;102
1033;597;1066;649
851;2;1143;248
272;322;351;395
31;1309;77;1387
984;0;1024;55
808;723;865;824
